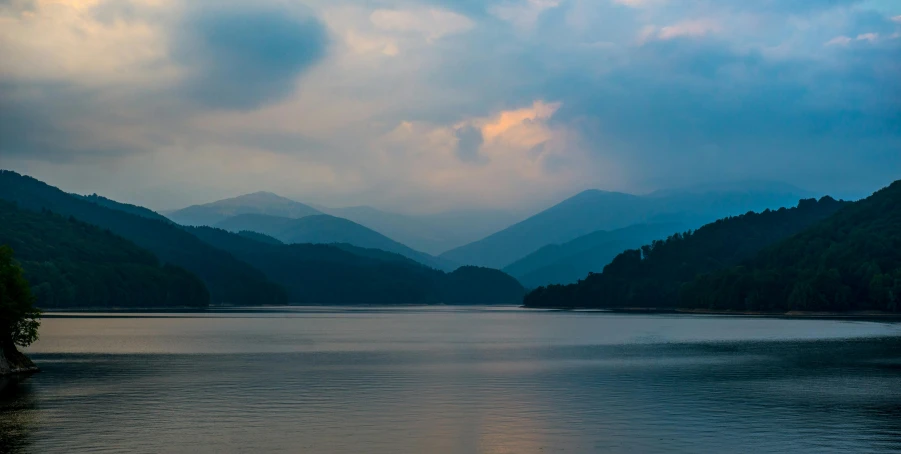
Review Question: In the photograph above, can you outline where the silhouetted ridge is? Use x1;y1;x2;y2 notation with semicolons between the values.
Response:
0;200;208;308
524;196;847;308
0;170;287;305
79;194;172;223
189;226;526;305
442;184;810;269
683;182;901;312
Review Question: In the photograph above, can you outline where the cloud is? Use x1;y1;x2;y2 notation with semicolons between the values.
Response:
173;7;329;110
490;0;561;29
638;19;721;43
453;124;484;163
1;0;899;211
479;100;561;146
826;35;853;46
370;8;473;41
657;19;721;40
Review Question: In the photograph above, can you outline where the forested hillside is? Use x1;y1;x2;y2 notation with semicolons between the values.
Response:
504;223;685;288
0;171;287;306
189;226;525;305
524;197;847;308
442;185;808;269
79;194;172;223
683;182;901;312
0;201;209;308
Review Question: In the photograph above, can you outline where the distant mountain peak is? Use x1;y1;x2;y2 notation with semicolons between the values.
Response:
166;191;321;227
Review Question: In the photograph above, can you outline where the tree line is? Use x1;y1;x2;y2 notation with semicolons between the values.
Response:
524;196;850;310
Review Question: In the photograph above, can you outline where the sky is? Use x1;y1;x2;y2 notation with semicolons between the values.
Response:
0;0;899;213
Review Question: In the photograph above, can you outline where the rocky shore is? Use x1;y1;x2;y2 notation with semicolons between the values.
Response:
0;347;39;376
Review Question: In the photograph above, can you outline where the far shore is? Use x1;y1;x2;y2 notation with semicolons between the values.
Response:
525;306;901;320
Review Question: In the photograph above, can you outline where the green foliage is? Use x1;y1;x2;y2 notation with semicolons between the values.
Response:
524;197;847;308
0;246;41;348
79;194;173;223
683;181;901;312
0;201;209;308
190;226;525;305
237;230;283;245
0;170;526;307
0;171;287;305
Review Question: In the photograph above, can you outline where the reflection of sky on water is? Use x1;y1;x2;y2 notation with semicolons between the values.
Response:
3;309;901;453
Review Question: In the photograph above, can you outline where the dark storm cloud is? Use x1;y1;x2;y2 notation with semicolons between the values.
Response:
173;7;329;110
0;83;112;161
1;0;899;209
541;32;901;192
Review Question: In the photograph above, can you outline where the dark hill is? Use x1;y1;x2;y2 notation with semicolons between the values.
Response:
504;222;686;288
0;170;287;305
442;184;810;269
683;181;901;312
0;200;208;308
78;194;172;223
189;226;526;305
524;196;847;308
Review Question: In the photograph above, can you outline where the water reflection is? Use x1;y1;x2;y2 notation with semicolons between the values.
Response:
0;376;37;454
4;308;901;453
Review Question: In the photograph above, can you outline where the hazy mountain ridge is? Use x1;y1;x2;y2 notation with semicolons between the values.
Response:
188;226;525;305
442;184;812;269
504;222;688;289
168;191;523;257
524;196;849;308
0;170;526;307
214;213;456;271
79;194;173;223
0;170;288;306
166;192;322;226
317;205;526;255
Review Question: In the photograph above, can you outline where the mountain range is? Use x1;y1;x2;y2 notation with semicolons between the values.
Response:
168;193;522;256
523;195;849;308
0;170;525;307
166;192;322;226
213;213;454;271
440;184;812;269
503;222;687;289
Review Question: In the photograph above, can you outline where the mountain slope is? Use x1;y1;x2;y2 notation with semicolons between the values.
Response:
524;196;847;308
683;182;901;312
504;223;686;289
188;226;525;305
79;194;172;223
0;171;287;305
0;200;208;308
318;205;524;255
215;213;456;271
167;192;321;226
442;184;810;269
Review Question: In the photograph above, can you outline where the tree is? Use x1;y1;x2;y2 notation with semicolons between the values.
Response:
0;245;41;349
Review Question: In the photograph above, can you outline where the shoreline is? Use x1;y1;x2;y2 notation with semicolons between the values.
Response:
0;348;40;376
525;306;901;319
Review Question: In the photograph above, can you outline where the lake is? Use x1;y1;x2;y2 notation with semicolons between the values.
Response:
3;306;901;453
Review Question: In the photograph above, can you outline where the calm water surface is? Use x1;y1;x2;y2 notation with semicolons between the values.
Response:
3;306;901;453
